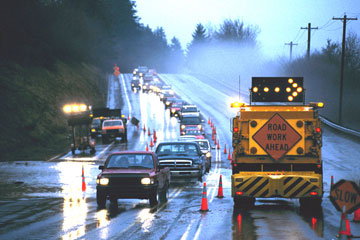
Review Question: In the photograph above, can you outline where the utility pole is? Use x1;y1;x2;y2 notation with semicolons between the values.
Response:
301;23;318;59
332;14;357;124
285;41;298;60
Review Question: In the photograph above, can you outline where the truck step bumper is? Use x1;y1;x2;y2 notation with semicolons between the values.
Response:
232;173;322;198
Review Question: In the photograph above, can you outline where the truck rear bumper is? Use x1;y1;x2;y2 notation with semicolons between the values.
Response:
232;172;323;199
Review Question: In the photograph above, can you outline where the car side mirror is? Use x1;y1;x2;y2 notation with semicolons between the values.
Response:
99;165;104;170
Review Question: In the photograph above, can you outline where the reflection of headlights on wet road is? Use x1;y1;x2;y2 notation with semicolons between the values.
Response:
206;152;211;158
97;178;109;185
141;177;154;185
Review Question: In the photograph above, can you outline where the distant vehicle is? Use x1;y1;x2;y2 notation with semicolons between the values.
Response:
179;115;204;134
102;119;127;143
180;127;204;139
137;66;148;77
148;69;157;76
132;68;138;76
90;118;102;138
63;103;96;155
96;151;171;208
180;105;200;119
170;99;185;117
164;97;178;109
155;141;206;182
131;77;141;91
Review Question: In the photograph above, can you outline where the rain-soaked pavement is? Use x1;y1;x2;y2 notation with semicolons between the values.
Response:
0;74;359;239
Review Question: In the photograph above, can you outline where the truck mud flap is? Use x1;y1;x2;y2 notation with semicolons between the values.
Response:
232;174;322;198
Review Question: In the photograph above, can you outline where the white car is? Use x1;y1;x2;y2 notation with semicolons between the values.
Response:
180;105;200;118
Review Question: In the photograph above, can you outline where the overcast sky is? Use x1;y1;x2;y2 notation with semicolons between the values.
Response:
134;0;360;59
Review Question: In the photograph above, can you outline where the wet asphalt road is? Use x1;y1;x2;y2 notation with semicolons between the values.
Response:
0;73;359;240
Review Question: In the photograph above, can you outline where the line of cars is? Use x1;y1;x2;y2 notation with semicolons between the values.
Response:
95;67;214;208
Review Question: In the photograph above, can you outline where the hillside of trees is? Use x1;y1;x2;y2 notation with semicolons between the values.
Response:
0;0;183;161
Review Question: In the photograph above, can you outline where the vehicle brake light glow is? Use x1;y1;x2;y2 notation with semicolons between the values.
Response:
236;192;243;196
316;127;321;133
234;127;239;132
310;192;318;196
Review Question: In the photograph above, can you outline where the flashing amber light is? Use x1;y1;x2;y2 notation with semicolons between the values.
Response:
286;87;291;92
288;96;294;101
292;92;298;97
274;87;280;92
63;105;72;113
310;192;318;196
297;87;303;93
317;102;324;108
231;102;245;108
316;127;321;133
288;78;294;84
292;83;298;88
264;87;269;92
234;127;239;132
253;87;258;93
236;192;243;196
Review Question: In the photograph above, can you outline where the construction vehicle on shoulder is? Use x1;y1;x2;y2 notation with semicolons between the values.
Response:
230;77;324;209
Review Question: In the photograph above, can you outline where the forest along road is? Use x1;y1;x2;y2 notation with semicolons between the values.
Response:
0;73;359;239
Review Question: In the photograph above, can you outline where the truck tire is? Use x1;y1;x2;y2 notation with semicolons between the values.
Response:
109;197;118;211
96;191;106;208
149;191;159;207
71;148;75;155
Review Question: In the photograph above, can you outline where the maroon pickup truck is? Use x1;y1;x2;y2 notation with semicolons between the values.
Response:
96;151;170;208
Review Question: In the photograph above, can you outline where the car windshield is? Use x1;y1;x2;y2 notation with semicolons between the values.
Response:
182;107;197;112
156;143;199;156
181;117;201;124
103;120;122;127
106;154;154;169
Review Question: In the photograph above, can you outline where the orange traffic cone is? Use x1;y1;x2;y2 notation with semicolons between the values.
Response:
217;141;220;150
337;207;352;239
214;138;217;145
81;165;86;192
128;115;130;120
137;123;140;132
153;130;157;139
217;175;224;198
211;122;213;128
228;149;231;160
148;128;151;136
208;117;210;124
354;208;360;222
146;143;149;152
150;138;154;148
143;124;146;132
212;133;215;141
200;182;209;212
214;127;216;135
224;144;227;154
154;135;157;143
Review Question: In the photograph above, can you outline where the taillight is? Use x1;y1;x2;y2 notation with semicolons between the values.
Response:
310;192;318;196
236;192;243;196
315;127;321;133
234;127;239;132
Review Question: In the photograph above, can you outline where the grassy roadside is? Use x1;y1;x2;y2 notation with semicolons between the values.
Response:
0;62;106;161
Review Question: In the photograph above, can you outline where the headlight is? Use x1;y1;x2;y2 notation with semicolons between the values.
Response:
139;73;143;77
98;178;109;185
181;125;185;129
166;101;170;105
141;177;154;185
143;86;147;89
169;90;174;94
171;109;176;113
197;125;202;130
91;129;96;132
133;71;136;75
206;152;211;158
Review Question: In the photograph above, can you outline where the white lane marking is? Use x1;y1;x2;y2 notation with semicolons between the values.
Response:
193;220;203;240
95;142;115;159
120;74;132;116
110;187;184;240
47;153;63;161
180;219;196;240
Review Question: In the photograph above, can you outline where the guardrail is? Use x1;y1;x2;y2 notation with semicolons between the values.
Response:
320;116;360;138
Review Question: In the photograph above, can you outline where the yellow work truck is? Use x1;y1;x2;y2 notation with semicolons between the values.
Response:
231;77;324;209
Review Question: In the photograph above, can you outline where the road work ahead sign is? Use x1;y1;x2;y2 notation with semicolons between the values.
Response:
330;179;360;213
252;113;302;161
